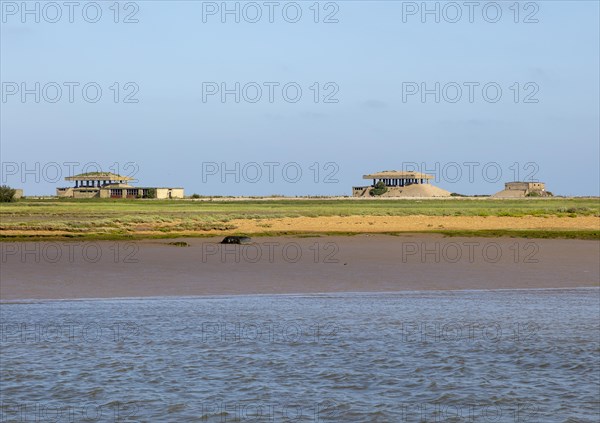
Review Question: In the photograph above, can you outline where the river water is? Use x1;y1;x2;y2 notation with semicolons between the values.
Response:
1;289;598;422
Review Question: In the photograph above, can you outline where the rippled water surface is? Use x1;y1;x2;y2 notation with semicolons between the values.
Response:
1;289;599;422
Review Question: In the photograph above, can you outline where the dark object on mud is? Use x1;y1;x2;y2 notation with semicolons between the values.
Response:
221;236;252;245
168;241;189;247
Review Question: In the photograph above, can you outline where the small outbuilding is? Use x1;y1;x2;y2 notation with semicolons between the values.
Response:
492;182;549;198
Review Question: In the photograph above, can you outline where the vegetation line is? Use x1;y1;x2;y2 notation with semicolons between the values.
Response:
1;198;598;241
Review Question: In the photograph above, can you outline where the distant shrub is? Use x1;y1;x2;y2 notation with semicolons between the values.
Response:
144;188;156;199
0;185;16;202
567;207;583;214
191;193;201;199
526;191;541;197
369;181;388;196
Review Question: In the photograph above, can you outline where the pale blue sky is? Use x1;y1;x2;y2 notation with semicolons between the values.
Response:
1;1;599;196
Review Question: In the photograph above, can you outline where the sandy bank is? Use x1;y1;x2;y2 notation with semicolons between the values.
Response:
227;215;599;233
1;215;597;240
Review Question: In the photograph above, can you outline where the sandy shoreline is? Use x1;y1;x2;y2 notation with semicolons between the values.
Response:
2;215;598;240
1;235;598;300
228;215;600;233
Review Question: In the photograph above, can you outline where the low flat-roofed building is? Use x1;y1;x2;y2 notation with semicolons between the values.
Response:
492;181;548;198
353;170;451;197
56;172;184;199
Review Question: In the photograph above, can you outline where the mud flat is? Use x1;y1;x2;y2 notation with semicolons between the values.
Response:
1;235;598;301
